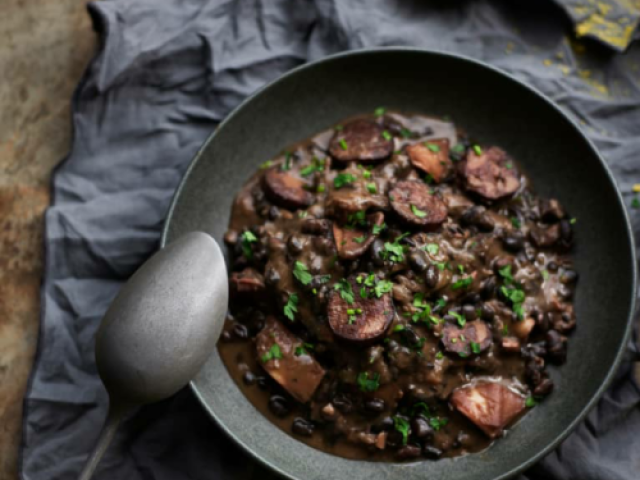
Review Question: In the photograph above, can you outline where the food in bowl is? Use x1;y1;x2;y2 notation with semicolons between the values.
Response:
219;110;577;461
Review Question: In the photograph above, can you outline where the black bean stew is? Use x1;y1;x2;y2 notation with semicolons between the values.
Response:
219;111;577;461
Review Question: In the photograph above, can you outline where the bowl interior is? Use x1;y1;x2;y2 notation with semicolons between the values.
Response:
162;49;636;480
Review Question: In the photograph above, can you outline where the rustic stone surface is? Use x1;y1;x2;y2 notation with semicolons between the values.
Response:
0;1;95;478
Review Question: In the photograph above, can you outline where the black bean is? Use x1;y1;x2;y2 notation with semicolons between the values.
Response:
481;277;497;300
533;377;554;396
379;416;395;432
546;330;567;364
425;264;440;289
403;327;421;347
547;261;559;272
264;267;281;286
332;393;354;413
560;269;578;284
256;375;269;390
462;292;481;305
461;206;494;232
371;239;386;266
291;417;315;437
423;445;443;459
287;235;304;254
480;303;494;321
411;417;434;439
408;251;428;273
397;445;422;459
364;398;386;414
268;206;281;220
268;395;291;417
503;234;524;252
559;219;573;241
386;430;405;449
232;323;249;340
557;284;573;300
462;305;477;321
239;368;257;385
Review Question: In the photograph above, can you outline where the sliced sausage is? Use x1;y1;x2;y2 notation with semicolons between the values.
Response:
230;268;266;298
263;168;314;210
407;139;451;183
389;180;447;227
256;316;326;403
458;147;520;201
327;276;394;342
329;119;393;163
333;212;385;260
450;382;526;438
442;320;492;356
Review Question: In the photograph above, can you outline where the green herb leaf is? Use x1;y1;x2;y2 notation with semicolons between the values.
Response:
632;197;640;209
366;182;378;194
505;161;513;169
334;173;356;189
511;217;521;228
425;243;439;255
339;139;348;151
282;151;292;171
353;235;367;244
317;184;326;193
473;145;483;155
470;341;481;354
429;417;448;431
451;276;473;290
374;279;394;298
294;345;308;356
570;217;577;224
411;402;432;417
425;142;441;152
293;261;313;285
259;160;274;169
382;130;392;141
400;128;413;139
392;324;405;332
334;279;355;304
451;143;465;154
498;264;514;284
411;204;427;218
261;343;282;363
449;310;466;327
284;294;299;321
334;124;344;131
525;396;537;408
372;223;386;235
542;270;550;281
241;231;258;259
357;372;380;392
374;107;386;116
300;157;325;176
392;416;410;445
435;351;444;360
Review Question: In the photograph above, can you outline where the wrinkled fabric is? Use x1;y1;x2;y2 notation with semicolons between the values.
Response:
21;0;640;479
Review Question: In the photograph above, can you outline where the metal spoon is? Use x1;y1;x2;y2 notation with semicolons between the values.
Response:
78;231;228;480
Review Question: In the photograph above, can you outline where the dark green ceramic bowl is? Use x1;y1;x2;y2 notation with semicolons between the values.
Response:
161;48;636;480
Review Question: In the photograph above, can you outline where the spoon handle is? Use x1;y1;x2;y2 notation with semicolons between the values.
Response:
78;401;129;480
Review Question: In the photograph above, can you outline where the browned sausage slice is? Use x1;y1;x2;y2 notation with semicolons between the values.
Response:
442;320;492;356
256;316;326;403
263;168;314;210
327;276;394;342
407;139;451;183
389;180;447;227
450;382;526;438
329;120;393;163
458;147;520;201
333;212;385;260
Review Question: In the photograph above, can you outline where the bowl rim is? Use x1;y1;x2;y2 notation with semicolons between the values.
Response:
161;46;637;480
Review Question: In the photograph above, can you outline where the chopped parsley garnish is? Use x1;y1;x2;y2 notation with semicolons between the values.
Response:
429;417;448;431
435;298;447;309
435;351;444;360
542;270;550;281
501;285;526;318
317;184;326;193
357;372;380;392
281;151;292;171
451;143;466;154
470;341;481;354
411;402;431;417
381;232;410;263
334;173;356;189
498;264;514;284
347;210;367;228
261;343;282;363
334;279;355;304
411;204;427;218
449;310;466;327
382;130;392;141
400;128;413;138
284;294;299;321
294;343;314;356
570;217;577;224
506;161;513;169
362;169;372;179
334;124;344;131
502;324;509;335
632;197;640;209
293;261;313;285
372;223;386;235
392;324;405;332
374;107;386;116
298;211;308;218
392;416;410;445
511;217;521;228
339;139;348;151
241;231;258;259
451;276;473;290
300;157;325;176
374;279;393;298
259;159;274;169
457;264;465;274
435;262;446;271
425;142;441;152
525;396;537;408
473;145;483;155
366;182;377;194
353;235;367;244
425;243;439;255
